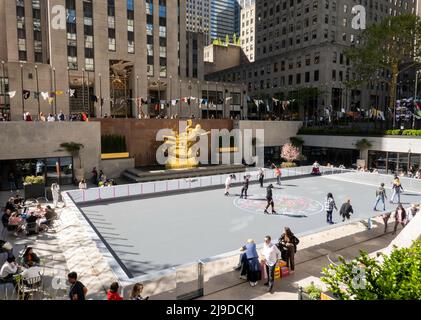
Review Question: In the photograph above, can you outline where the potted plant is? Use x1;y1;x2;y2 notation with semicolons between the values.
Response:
281;143;301;167
23;175;46;199
57;142;85;183
298;282;323;300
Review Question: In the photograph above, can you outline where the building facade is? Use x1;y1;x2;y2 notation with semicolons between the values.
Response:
186;0;211;45
239;0;255;62
206;0;417;119
210;0;241;41
0;0;245;121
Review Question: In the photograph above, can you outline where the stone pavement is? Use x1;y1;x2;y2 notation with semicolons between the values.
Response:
198;216;397;300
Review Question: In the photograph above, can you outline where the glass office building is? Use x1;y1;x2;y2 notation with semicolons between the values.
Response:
210;0;240;41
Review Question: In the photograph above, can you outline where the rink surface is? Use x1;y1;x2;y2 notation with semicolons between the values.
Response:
79;173;421;278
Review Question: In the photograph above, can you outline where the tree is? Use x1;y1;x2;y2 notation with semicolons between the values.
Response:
233;33;237;45
225;34;230;46
58;142;85;169
354;138;372;158
281;143;300;162
345;14;421;116
290;136;304;148
321;241;421;300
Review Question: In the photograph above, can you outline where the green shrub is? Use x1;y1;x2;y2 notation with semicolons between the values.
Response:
101;134;127;153
298;127;421;137
24;175;45;185
304;282;323;300
281;162;297;168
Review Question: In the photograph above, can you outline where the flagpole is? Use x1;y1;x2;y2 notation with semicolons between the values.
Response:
53;67;57;115
207;81;209;119
49;65;53;114
197;80;200;119
189;80;192;117
179;79;182;118
169;75;172;118
20;64;24;115
99;73;103;118
136;75;139;118
67;67;71;116
87;71;91;117
35;65;40;118
82;68;85;115
1;61;6;117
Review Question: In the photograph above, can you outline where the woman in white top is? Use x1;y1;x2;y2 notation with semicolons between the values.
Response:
78;179;87;190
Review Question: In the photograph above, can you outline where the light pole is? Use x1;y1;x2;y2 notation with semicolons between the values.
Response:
1;61;5;117
82;68;85;115
169;75;172;118
179;79;182;118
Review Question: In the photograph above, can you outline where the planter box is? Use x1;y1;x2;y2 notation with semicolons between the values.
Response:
24;184;45;199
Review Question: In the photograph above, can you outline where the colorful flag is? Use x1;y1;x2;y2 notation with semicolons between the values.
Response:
23;90;30;99
8;91;16;98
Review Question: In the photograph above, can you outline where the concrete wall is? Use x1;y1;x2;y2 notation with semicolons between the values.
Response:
0;122;101;177
299;134;421;162
101;158;135;179
238;120;303;147
98;118;234;167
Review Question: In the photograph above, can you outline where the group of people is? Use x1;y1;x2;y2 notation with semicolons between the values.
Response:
21;111;89;122
324;194;354;225
91;167;116;188
2;197;57;237
236;228;299;292
67;272;148;301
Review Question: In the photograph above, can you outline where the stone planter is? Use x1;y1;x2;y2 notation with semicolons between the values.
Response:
24;184;45;199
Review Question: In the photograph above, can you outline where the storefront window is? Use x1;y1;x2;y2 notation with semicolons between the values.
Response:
387;153;398;174
368;151;387;174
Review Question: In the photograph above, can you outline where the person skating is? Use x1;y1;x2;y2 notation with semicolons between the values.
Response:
273;164;282;186
224;174;236;196
240;175;250;199
373;183;387;211
264;184;277;214
339;198;353;222
258;168;265;188
325;193;337;224
390;176;404;204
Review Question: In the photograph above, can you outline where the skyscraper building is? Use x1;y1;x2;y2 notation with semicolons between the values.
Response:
210;0;241;41
186;0;211;44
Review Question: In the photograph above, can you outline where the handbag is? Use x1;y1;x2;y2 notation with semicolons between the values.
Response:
1;241;13;251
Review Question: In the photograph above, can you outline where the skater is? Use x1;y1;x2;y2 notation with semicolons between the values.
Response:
339;198;353;222
390;176;404;204
240;175;250;199
51;182;60;208
325;193;337;224
273;164;282;186
258;168;265;188
392;203;407;235
382;212;391;233
264;184;277;214
224;174;236;196
373;183;387;211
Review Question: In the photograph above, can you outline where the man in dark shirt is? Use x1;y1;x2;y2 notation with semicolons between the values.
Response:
68;272;88;301
240;176;250;199
1;210;11;226
264;184;277;214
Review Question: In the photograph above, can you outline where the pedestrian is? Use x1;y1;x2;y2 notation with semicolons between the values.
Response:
240;175;250;199
258;168;265;188
390;176;404;204
278;227;299;273
8;172;17;192
91;167;98;185
392;203;407;235
68;272;88;301
264;184;277;214
107;282;124;300
47;113;56;122
261;235;281;293
339;198;354;222
79;179;87;190
273;164;282;186
51;182;60;208
224;174;235;196
325;193;337;224
238;239;261;287
382;212;392;233
407;204;419;225
129;283;149;300
58;110;65;121
373;183;387;211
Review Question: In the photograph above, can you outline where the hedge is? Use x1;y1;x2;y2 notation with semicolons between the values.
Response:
298;128;421;137
101;134;127;153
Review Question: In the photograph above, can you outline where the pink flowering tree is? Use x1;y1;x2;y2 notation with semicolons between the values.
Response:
281;143;301;162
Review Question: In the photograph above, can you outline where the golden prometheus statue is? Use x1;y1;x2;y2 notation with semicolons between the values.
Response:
164;119;210;169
